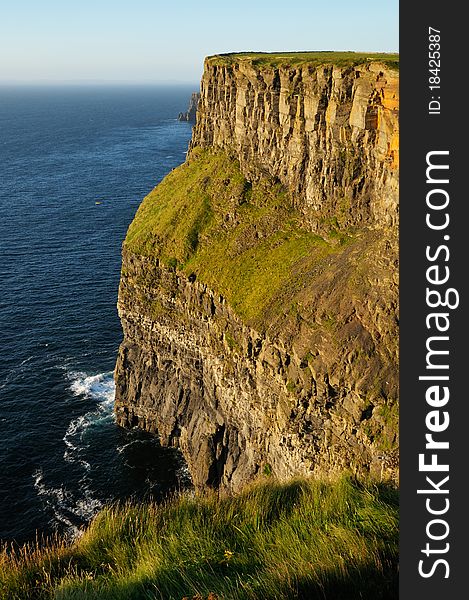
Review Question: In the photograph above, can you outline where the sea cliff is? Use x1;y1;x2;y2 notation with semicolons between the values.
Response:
178;91;200;123
114;52;399;491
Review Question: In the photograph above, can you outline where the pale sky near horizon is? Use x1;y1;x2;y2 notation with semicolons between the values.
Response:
0;0;398;83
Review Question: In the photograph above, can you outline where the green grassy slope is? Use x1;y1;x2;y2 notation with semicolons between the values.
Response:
0;476;398;600
124;148;354;329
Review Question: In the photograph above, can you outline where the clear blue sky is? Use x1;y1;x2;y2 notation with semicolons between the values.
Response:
0;0;398;83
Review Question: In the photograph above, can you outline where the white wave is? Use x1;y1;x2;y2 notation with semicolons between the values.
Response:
176;461;192;486
116;439;145;454
33;468;104;539
33;468;83;538
74;496;103;519
63;371;115;467
68;370;115;402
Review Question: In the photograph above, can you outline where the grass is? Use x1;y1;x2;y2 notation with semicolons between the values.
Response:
122;147;398;448
124;148;353;329
0;475;398;600
206;51;399;71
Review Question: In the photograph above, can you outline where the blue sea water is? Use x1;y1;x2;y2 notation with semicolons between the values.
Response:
0;85;195;544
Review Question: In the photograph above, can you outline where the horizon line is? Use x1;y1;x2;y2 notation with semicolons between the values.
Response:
0;78;200;86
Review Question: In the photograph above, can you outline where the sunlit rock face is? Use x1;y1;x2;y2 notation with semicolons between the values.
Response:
115;56;399;492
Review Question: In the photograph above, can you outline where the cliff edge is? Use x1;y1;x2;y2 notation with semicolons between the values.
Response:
114;52;399;491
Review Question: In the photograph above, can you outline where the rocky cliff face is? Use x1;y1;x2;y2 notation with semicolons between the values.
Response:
192;57;398;231
114;54;399;492
178;92;200;123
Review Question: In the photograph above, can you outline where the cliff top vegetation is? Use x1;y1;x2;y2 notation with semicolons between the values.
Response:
1;475;398;600
206;51;399;70
124;148;358;331
122;142;398;443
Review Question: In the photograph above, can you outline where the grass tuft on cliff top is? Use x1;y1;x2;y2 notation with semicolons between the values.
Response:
0;475;398;600
206;51;399;71
124;148;352;328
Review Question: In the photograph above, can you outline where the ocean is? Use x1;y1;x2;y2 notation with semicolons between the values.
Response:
0;85;195;544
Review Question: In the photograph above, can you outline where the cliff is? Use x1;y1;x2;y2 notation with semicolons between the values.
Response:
193;53;398;230
178;92;200;123
114;52;399;491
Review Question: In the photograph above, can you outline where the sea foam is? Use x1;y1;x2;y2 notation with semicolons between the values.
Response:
63;371;115;466
33;371;115;538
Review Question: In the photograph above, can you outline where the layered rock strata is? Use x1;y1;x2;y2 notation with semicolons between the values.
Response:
115;55;399;491
192;58;398;231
